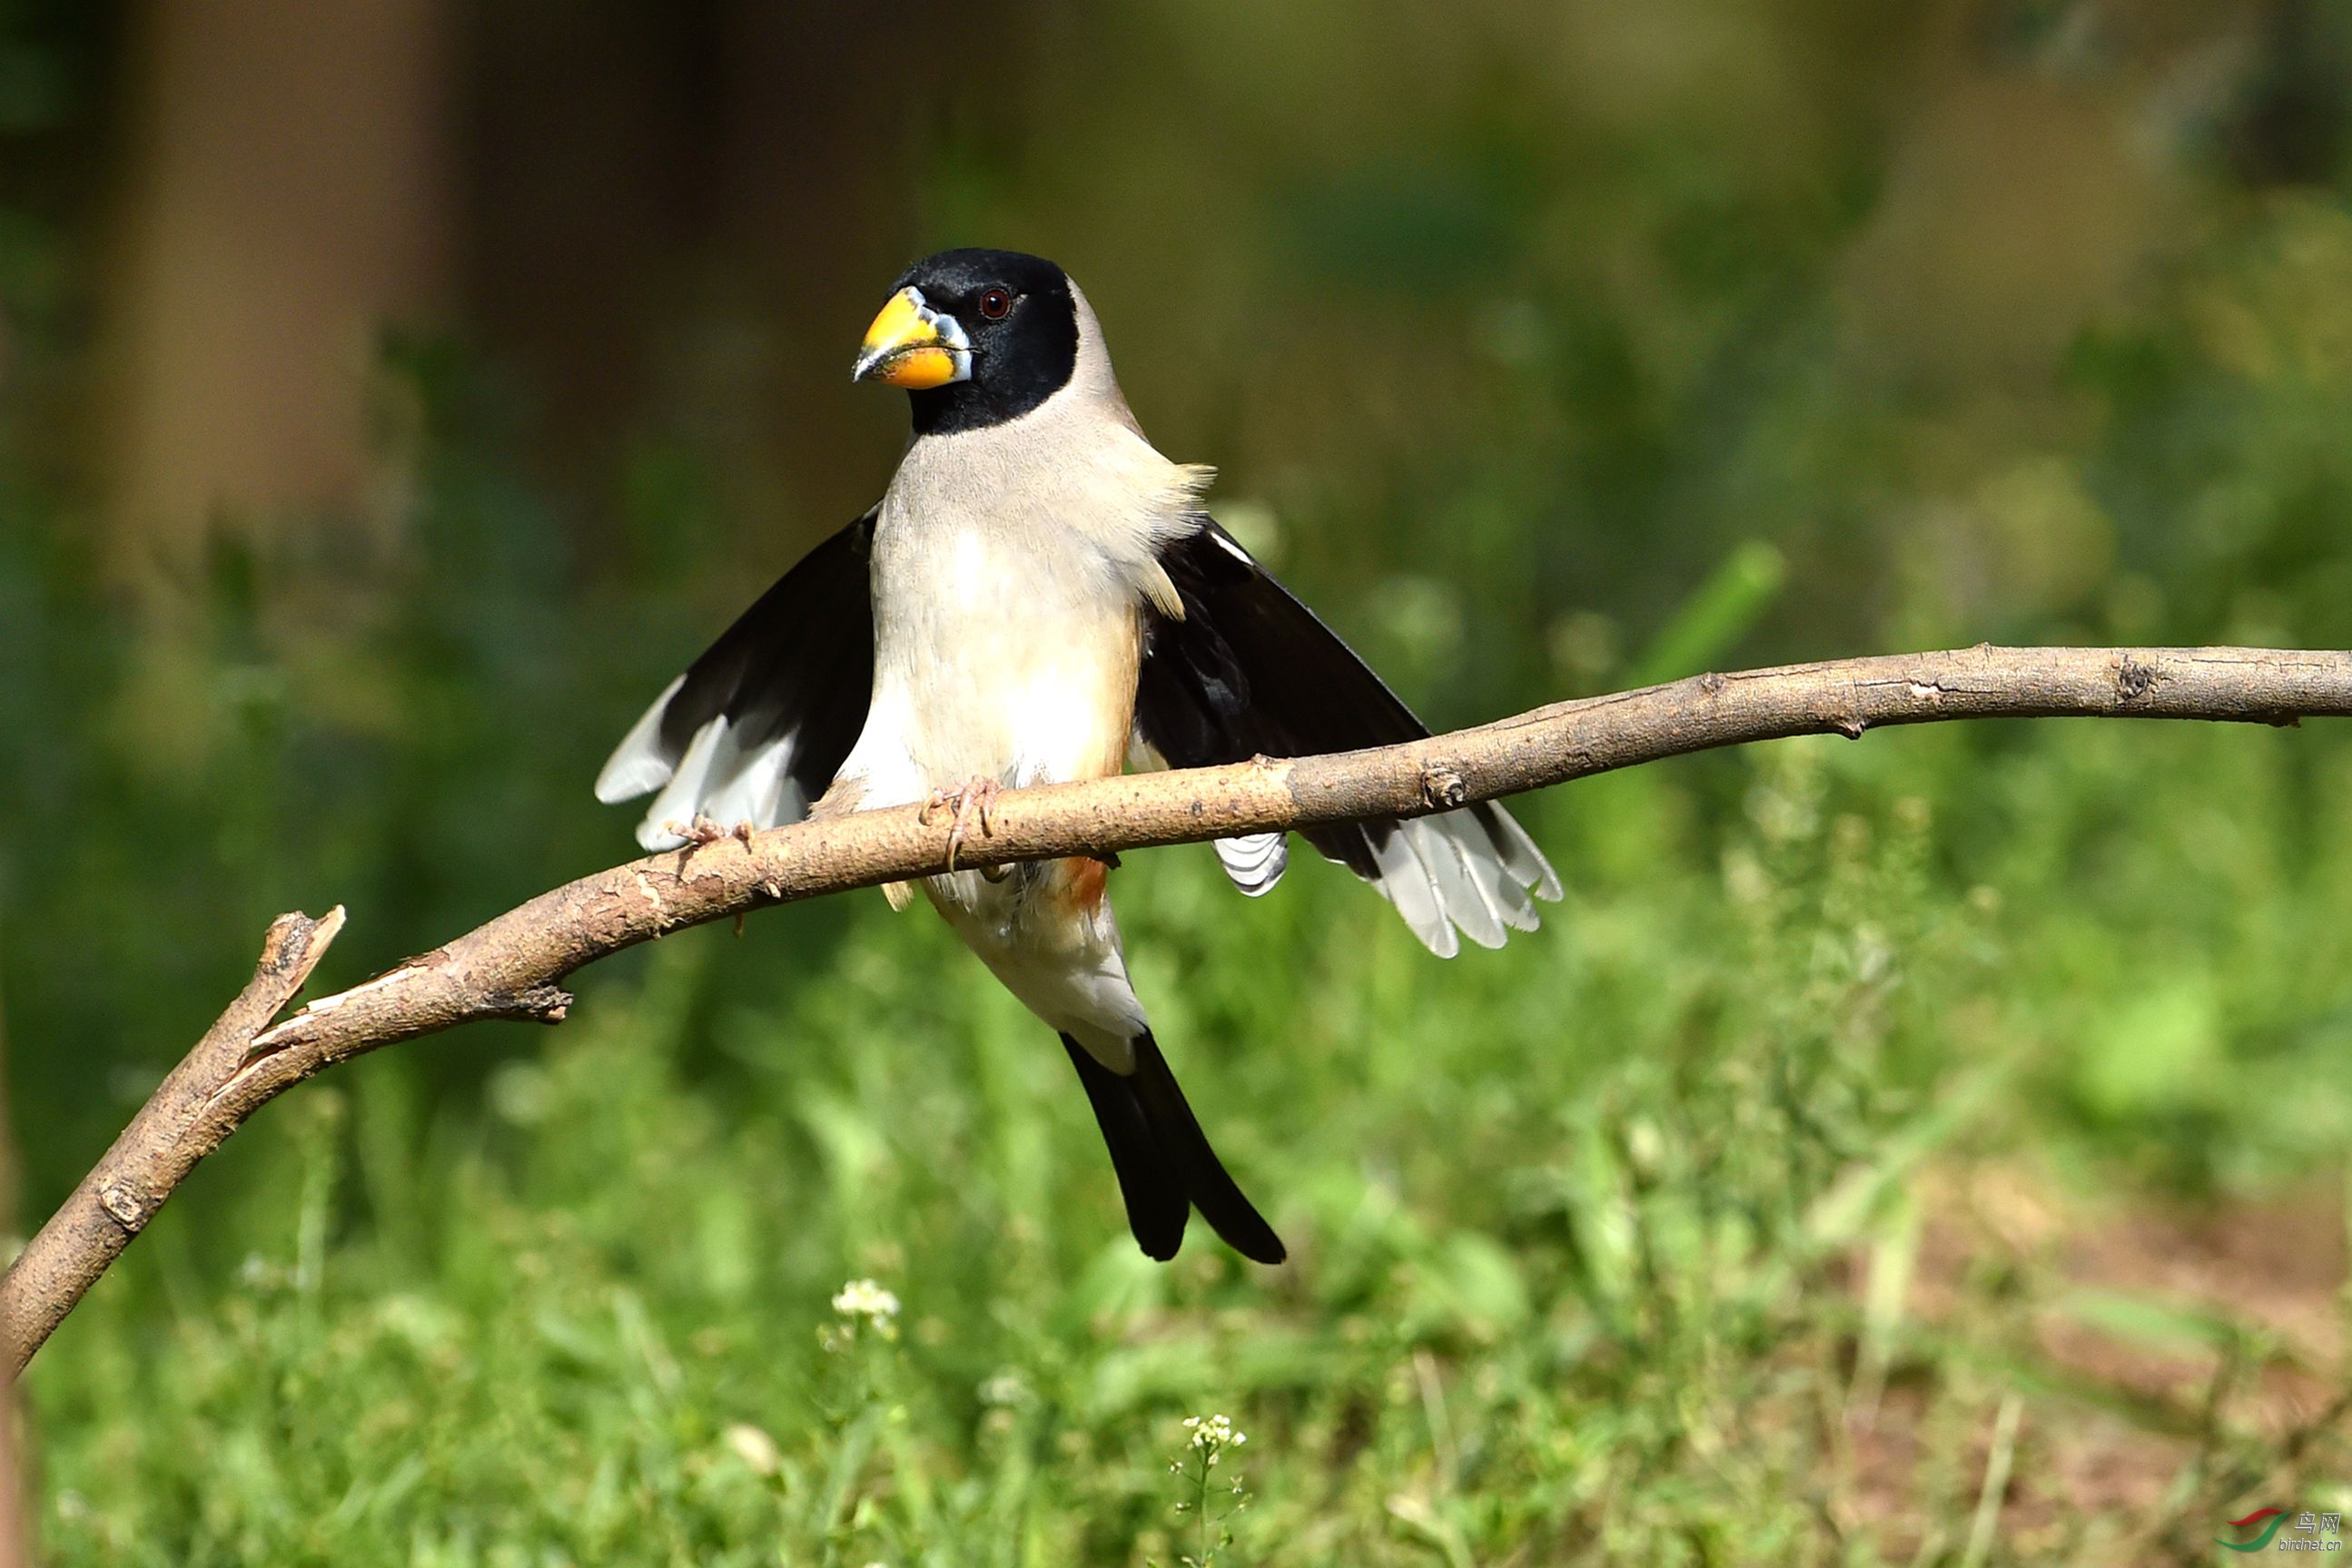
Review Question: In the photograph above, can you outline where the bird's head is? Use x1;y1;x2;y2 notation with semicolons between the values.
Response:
851;249;1080;435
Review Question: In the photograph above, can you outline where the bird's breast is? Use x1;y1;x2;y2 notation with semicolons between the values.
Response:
864;513;1141;793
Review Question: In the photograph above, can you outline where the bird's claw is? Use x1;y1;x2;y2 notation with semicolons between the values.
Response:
664;814;756;849
923;777;1003;872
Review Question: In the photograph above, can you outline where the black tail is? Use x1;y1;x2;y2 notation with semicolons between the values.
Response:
1059;1031;1286;1265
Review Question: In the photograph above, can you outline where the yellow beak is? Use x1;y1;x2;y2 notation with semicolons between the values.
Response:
851;286;972;389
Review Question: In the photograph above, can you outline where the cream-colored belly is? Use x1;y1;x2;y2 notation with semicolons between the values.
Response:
894;608;1138;791
848;518;1140;796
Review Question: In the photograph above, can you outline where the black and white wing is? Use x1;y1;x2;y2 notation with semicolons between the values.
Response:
1134;520;1562;958
596;510;876;850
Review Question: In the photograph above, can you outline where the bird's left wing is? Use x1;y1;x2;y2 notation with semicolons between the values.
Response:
1133;519;1562;957
596;509;876;850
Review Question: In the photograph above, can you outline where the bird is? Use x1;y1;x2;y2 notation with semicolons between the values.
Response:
596;249;1561;1266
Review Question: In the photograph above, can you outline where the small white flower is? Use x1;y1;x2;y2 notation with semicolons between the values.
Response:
832;1278;900;1325
978;1369;1033;1408
722;1422;781;1476
1183;1412;1245;1452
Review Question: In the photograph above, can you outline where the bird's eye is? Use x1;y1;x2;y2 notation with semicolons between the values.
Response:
977;287;1013;321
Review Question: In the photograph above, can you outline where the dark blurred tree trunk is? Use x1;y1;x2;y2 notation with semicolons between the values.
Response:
101;0;451;605
100;0;1047;597
708;3;967;539
462;0;1040;567
460;0;719;539
2227;0;2349;186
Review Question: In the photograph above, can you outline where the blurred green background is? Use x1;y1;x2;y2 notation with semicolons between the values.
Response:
5;2;2352;1563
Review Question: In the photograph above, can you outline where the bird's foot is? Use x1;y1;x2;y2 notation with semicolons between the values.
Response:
921;776;1003;872
663;814;756;849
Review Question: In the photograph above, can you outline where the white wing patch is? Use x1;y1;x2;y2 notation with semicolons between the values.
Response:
1413;822;1507;952
698;728;807;834
1367;825;1456;958
606;696;814;853
1215;808;1552;952
1213;833;1288;897
637;716;733;850
1355;811;1560;959
594;675;687;804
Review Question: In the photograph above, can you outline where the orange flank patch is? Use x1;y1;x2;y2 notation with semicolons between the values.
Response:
1062;855;1109;912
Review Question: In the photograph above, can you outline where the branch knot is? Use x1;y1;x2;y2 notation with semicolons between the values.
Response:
94;1178;153;1236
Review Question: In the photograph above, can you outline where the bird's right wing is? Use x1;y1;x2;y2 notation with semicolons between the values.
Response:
1133;519;1561;958
596;509;876;850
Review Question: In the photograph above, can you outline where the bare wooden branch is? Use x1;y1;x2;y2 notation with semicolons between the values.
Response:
6;643;2348;1376
1;909;344;1375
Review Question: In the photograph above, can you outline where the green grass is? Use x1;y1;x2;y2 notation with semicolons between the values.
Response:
25;716;2352;1565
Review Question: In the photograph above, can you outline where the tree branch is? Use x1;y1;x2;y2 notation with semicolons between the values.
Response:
6;644;2347;1376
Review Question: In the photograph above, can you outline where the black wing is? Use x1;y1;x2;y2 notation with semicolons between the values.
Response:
1134;521;1561;957
595;509;875;849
